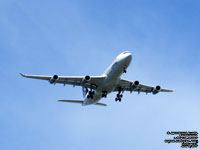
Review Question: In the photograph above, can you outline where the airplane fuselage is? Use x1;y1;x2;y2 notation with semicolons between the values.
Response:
83;52;132;105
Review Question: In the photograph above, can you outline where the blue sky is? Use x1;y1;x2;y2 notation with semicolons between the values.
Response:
0;0;200;149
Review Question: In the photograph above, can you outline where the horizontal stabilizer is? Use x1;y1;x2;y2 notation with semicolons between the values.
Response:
58;100;83;104
94;103;107;106
58;100;107;106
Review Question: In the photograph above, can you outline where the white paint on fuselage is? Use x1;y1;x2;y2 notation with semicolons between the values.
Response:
82;51;132;106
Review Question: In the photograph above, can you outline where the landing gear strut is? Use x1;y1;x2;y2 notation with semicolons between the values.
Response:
123;65;127;73
115;89;123;102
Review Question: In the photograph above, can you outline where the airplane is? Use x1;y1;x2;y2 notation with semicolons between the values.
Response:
20;51;173;106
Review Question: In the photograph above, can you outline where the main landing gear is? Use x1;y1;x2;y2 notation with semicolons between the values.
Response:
87;90;94;99
115;89;123;102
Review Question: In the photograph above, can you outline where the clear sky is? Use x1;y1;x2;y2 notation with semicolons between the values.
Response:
0;0;200;150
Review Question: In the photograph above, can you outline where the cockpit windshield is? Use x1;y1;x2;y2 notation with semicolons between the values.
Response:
123;51;130;54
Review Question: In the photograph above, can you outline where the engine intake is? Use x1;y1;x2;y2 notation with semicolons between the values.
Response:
84;75;91;82
152;85;161;95
134;80;139;86
49;75;59;84
131;80;139;89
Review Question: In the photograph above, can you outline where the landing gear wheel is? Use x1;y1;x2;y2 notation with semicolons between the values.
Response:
115;88;123;102
88;90;95;99
123;65;127;73
102;91;107;98
102;94;107;98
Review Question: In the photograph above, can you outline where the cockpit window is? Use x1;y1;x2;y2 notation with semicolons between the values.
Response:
123;51;130;54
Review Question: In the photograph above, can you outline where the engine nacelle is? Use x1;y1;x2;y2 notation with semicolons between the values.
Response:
152;85;161;95
131;80;139;89
49;75;59;84
84;75;91;82
134;80;139;86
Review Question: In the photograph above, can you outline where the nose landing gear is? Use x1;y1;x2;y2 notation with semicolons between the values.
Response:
123;65;127;73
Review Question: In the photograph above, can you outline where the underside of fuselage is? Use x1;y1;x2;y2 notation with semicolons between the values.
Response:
83;52;132;106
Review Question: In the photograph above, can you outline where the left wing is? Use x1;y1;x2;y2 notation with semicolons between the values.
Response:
20;73;105;89
114;78;173;94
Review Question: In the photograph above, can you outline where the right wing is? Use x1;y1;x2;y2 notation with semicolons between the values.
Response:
114;78;173;94
20;73;105;89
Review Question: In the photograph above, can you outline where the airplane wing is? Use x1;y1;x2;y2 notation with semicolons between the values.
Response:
114;78;173;94
20;73;105;89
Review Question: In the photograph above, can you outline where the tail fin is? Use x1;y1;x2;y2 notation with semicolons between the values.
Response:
58;100;107;106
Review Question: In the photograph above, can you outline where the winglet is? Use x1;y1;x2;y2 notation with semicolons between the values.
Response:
19;73;26;77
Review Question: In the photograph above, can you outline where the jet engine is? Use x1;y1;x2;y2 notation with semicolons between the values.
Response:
49;75;59;84
134;80;139;86
131;80;139;89
152;85;161;95
84;75;91;82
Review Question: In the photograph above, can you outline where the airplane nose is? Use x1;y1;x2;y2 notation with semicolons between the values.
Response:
127;53;132;61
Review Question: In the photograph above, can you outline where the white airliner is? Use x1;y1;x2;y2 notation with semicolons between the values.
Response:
20;51;173;106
